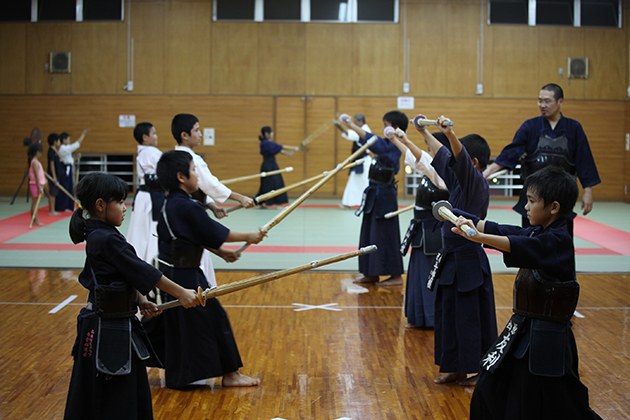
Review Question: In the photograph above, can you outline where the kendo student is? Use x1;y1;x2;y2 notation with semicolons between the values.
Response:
172;113;256;288
451;166;601;420
340;110;406;286
336;114;373;208
126;122;164;264
483;83;600;235
154;150;264;388
422;115;498;386
64;172;200;420
389;126;450;329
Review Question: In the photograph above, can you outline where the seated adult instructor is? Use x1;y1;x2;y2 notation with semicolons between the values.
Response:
483;83;600;233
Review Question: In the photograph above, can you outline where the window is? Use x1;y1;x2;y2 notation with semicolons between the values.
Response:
490;0;621;28
310;0;346;21
265;0;301;20
0;0;31;22
213;0;397;23
489;0;528;24
536;0;573;26
83;0;123;21
357;0;395;22
8;0;124;22
581;0;620;28
38;0;76;21
215;0;256;20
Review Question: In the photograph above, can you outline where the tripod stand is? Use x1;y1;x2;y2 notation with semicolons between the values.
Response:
11;167;31;204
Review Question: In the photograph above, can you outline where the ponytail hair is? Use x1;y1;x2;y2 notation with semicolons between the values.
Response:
69;173;129;244
259;126;272;141
69;208;87;244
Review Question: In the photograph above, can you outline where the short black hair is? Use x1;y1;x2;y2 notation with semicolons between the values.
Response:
524;166;578;219
383;110;408;132
69;173;128;244
430;131;452;154
460;134;491;170
134;122;153;144
541;83;564;101
59;132;70;141
47;133;59;146
171;113;199;144
354;114;366;125
157;150;193;192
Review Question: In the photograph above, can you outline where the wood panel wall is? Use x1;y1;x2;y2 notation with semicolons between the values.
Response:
0;94;624;202
1;0;629;98
0;0;628;201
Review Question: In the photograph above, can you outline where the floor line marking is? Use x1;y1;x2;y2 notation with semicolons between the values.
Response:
0;302;628;311
292;302;342;312
48;295;77;314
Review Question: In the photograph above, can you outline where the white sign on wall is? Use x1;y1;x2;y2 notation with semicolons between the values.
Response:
397;96;415;110
118;114;136;128
203;128;215;146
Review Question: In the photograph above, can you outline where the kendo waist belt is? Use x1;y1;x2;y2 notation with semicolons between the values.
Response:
139;173;162;192
368;164;395;185
92;282;137;318
513;268;579;322
158;238;203;269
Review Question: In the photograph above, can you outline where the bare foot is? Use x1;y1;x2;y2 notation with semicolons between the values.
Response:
49;211;61;216
353;276;379;284
377;276;403;287
222;371;260;387
338;204;350;209
34;221;45;226
434;373;467;384
457;374;478;387
405;323;418;329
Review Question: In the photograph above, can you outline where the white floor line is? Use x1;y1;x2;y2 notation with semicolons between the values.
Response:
1;302;628;311
48;295;78;314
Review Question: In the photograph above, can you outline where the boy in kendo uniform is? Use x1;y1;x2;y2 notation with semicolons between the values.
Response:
451;165;601;420
389;127;451;329
421;116;498;386
154;150;264;389
127;122;164;264
340;110;406;287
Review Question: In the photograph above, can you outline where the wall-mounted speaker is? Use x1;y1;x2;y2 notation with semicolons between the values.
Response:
567;57;588;79
49;52;71;73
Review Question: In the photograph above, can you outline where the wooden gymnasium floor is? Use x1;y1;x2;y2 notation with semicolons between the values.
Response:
1;198;630;419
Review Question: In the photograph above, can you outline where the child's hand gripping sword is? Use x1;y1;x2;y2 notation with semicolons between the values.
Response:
432;200;477;238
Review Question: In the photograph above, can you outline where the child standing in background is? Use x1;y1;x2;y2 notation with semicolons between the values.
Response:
28;142;46;227
172;113;256;288
256;126;298;208
340;110;405;287
47;133;62;216
127;122;163;264
57;129;90;212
